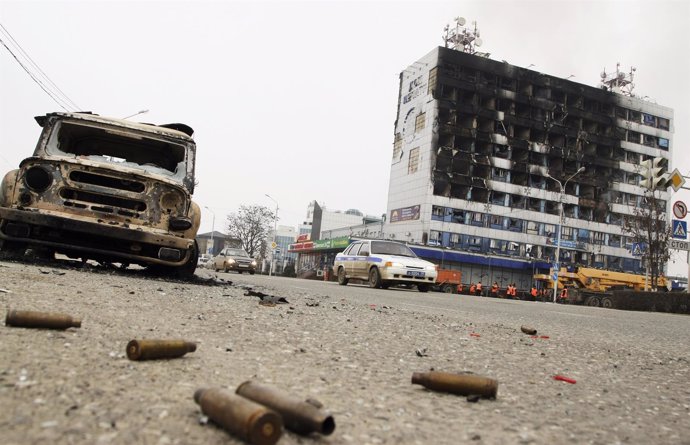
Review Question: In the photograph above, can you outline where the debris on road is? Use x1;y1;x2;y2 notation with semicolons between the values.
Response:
244;288;289;304
5;309;81;330
236;380;336;436
415;348;429;357
553;375;577;384
126;339;197;361
194;387;283;445
520;325;537;335
411;371;498;399
470;332;481;338
0;288;10;293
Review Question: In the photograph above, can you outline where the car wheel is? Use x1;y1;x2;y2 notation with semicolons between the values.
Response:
418;284;430;293
337;267;349;286
249;271;255;275
149;240;198;280
368;267;382;288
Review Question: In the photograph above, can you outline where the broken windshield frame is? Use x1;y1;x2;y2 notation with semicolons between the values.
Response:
41;120;190;183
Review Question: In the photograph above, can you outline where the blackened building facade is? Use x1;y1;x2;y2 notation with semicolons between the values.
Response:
386;46;673;275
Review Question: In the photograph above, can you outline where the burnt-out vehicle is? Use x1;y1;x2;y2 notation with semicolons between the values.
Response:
0;112;201;278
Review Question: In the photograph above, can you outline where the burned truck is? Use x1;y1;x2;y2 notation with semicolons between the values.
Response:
0;112;201;277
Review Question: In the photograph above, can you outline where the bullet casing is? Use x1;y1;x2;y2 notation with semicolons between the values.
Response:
194;387;283;445
126;339;196;361
236;380;336;436
5;309;81;330
411;371;498;398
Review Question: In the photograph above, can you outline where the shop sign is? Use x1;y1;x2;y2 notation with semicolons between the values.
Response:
390;205;420;223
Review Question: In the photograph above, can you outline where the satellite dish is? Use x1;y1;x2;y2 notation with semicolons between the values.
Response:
618;72;626;80
600;71;607;79
475;38;483;47
457;17;466;26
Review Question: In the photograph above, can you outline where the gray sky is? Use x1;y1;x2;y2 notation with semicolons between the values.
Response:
1;0;689;273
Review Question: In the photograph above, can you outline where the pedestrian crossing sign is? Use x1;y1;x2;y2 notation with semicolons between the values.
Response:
672;220;687;240
631;243;645;256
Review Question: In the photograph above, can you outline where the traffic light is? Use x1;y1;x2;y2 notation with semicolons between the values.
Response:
640;157;670;190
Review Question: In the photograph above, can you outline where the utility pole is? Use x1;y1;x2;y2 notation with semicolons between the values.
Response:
265;194;278;277
547;167;585;302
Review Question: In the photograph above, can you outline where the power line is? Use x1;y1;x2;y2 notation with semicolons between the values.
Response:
0;23;80;111
0;23;81;111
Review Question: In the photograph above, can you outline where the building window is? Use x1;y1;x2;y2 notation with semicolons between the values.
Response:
658;118;670;131
432;206;445;221
561;226;573;240
659;137;669;149
393;133;402;161
415;113;426;133
408;147;420;174
526;221;539;234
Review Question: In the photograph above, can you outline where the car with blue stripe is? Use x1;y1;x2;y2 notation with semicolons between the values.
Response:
333;240;437;292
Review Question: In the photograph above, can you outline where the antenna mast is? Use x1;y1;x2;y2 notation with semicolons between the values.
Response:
443;17;489;58
600;63;636;96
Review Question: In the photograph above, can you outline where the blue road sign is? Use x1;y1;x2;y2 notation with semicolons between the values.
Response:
672;220;687;240
631;242;646;257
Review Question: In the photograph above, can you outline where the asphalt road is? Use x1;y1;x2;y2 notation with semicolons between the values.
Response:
1;261;689;445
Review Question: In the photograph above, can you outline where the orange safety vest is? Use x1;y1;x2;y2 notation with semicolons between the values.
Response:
476;283;482;291
530;287;538;297
470;284;476;293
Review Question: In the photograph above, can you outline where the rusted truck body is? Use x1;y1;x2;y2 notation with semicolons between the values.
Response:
0;112;201;277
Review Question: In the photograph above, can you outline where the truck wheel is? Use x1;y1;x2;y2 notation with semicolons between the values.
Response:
150;240;198;280
368;267;382;288
0;240;27;259
337;267;349;286
585;296;600;307
601;297;614;309
442;284;454;293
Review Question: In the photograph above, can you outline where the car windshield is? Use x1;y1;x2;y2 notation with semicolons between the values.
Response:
226;249;249;257
371;241;416;257
45;120;188;178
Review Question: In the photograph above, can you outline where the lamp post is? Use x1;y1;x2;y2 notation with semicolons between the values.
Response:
265;194;279;277
204;206;215;255
547;167;585;302
122;109;149;120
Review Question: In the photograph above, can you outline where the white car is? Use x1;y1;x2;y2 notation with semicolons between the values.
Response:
333;240;437;292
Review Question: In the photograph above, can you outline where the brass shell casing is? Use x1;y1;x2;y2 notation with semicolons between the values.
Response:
194;387;283;445
411;371;498;398
236;380;335;436
126;339;196;361
5;309;81;330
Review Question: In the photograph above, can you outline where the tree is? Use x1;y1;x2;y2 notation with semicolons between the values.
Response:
226;205;276;258
622;191;672;290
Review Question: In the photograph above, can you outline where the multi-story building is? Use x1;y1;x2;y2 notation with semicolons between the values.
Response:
386;45;674;281
266;224;298;274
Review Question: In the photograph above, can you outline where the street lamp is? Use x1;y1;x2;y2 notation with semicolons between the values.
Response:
204;206;215;255
547;166;585;302
265;194;279;277
122;109;149;120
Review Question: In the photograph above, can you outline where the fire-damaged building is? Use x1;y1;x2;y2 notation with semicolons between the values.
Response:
385;41;674;281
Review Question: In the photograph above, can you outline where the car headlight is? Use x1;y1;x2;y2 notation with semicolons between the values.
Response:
227;259;236;264
425;265;437;271
251;260;257;266
385;261;404;268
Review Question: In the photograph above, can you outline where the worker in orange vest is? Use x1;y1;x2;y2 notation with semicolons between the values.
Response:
505;283;512;299
530;286;538;300
476;281;483;296
511;283;518;299
560;287;569;302
456;283;464;294
469;283;476;295
490;282;499;298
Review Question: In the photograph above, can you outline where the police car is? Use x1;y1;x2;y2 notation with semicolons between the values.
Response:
332;240;438;292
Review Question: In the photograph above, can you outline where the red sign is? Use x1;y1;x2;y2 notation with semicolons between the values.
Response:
296;233;310;242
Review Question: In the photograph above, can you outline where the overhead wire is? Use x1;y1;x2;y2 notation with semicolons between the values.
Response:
0;23;81;111
0;23;79;111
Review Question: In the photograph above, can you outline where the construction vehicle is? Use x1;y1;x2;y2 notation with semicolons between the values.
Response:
433;269;462;294
533;266;668;307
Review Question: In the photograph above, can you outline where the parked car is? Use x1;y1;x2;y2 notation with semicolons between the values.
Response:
332;240;438;292
213;247;257;274
0;112;200;278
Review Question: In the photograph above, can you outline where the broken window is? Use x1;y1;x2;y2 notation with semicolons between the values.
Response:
452;209;465;224
508;218;522;232
526;221;539;234
415;113;426;132
643;134;656;147
627;131;641;144
408;147;420;174
49;121;186;176
428;67;438;96
431;205;445;221
491;167;507;182
615;107;628;119
490;215;503;228
392;133;402;161
629;110;641;123
561;226;573;240
658;118;670;131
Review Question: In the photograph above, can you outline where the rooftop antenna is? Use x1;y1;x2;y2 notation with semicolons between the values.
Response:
599;63;636;96
443;17;489;58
